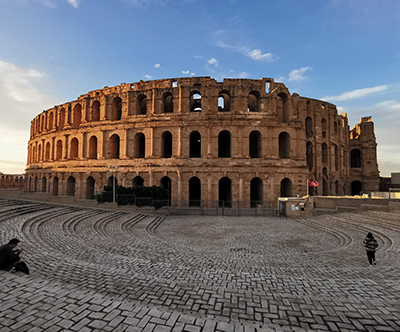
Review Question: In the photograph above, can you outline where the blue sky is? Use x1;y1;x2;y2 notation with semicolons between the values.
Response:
0;0;399;176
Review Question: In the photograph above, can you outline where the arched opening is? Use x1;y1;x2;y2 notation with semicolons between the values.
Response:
73;104;82;127
247;91;260;112
112;97;122;120
350;149;362;168
305;116;313;137
351;180;362;195
45;142;51;161
190;92;202;112
32;146;36;163
48;112;54;130
279;132;290;159
110;134;120;159
160;176;171;205
306;141;313;171
323;179;328;196
86;176;95;199
278;92;289;123
38;144;42;162
250;177;263;207
70;138;79;159
163;93;173;113
132;176;144;187
89;136;98;159
137;94;147;115
59;108;65;129
161;131;172;158
219;177;232;207
322;143;328;164
218;130;231;158
321;118;327;138
107;176;118;188
92;100;100;121
34;176;38;192
189;131;201;158
335;180;340;195
42;177;47;193
334;144;339;171
218;91;231;112
249;131;262;158
189;177;201;207
56;140;63;161
53;177;59;196
67;176;75;197
134;133;145;158
280;178;292;197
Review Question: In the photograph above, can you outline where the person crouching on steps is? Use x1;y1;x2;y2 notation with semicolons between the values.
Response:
363;232;379;266
0;238;22;272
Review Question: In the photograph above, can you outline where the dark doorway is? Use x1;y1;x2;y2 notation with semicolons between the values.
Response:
86;176;95;199
160;176;171;205
162;131;172;158
351;180;362;195
189;177;201;207
280;178;292;197
249;131;262;158
219;177;232;207
67;176;75;197
218;131;231;158
250;177;263;207
190;131;201;158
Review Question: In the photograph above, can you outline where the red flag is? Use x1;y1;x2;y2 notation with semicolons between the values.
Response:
308;180;319;187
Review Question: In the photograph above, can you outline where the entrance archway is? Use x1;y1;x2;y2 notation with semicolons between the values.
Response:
250;177;263;207
189;177;201;207
351;180;362;195
219;177;232;207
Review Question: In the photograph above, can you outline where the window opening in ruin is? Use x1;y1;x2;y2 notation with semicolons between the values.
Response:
163;93;174;113
130;84;135;89
305;116;313;137
133;176;144;187
250;177;263;207
67;176;75;197
350;149;361;168
160;176;171;205
306;141;313;171
89;136;98;159
49;113;54;130
189;131;201;158
110;134;120;159
278;92;289;123
45;142;51;161
162;131;173;158
42;177;47;193
189;177;201;207
322;131;326;138
92;101;100;121
249;131;262;158
266;82;270;93
190;92;202;112
53;177;59;196
322;143;328;163
172;81;177;88
135;133;145;158
112;97;122;120
351;180;362;195
247;91;260;112
38;144;42;162
86;176;95;199
218;130;231;158
218;91;231;112
280;178;292;197
323;179;328;196
335;180;340;195
56;140;63;161
137;94;147;115
107;176;118;188
73;104;82;127
334;144;339;170
279;132;290;159
321;118;327;130
218;177;232;208
70;138;79;159
323;167;328;176
59;109;65;129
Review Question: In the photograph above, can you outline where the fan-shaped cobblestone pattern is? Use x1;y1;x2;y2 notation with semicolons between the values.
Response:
1;198;400;332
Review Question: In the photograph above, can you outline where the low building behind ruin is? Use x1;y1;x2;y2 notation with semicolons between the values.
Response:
24;77;380;206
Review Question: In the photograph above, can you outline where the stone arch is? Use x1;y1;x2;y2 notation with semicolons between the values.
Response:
42;176;47;193
351;180;362;195
306;141;313;171
250;177;263;207
67;176;75;196
107;176;118;188
219;177;232;207
137;94;147;115
45;142;51;161
279;132;290;159
73;104;82;127
321;118;327;138
278;92;289;123
92;100;100;121
132;176;144;187
89;136;98;159
163;92;174;113
218;91;231;112
112;97;122;120
52;177;59;196
189;176;201;207
56;140;63;161
249;131;262;158
86;176;95;199
160;176;171;205
110;134;120;159
305;116;313;137
190;91;202;112
218;130;231;158
280;178;292;197
161;131;172;158
48;112;54;130
247;90;260;112
134;133;145;158
350;149;362;168
189;131;201;158
59;108;66;129
70;138;79;159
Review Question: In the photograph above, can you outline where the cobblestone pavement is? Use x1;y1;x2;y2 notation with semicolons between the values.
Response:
0;198;399;332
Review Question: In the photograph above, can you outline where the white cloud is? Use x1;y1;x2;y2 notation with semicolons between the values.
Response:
121;0;169;7
7;0;80;8
323;85;388;102
207;58;218;66
154;63;160;68
67;0;79;7
182;70;189;74
248;49;275;61
288;67;313;81
145;75;152;79
190;73;195;76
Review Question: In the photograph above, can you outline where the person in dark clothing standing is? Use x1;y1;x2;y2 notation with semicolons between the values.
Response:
363;232;379;266
0;238;22;271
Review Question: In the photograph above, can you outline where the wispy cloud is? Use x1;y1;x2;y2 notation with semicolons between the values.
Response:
248;49;275;61
9;0;81;8
154;63;160;68
182;70;189;74
207;58;218;66
323;85;388;102
144;75;152;79
67;0;79;8
121;0;169;7
288;67;313;81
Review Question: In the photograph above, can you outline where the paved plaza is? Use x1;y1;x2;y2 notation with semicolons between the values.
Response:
0;198;399;332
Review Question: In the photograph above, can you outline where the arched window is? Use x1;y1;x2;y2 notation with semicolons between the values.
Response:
280;178;292;197
250;177;263;207
112;97;122;120
247;91;260;112
86;176;95;199
350;149;362;168
56;140;63;161
89;136;98;159
218;91;231;112
163;92;173;113
48;112;54;130
190;92;202;112
249;131;262;158
92;100;100;121
59;108;65;129
334;144;339;171
321;118;327;138
133;176;144;187
73;104;82;127
322;143;328;164
219;177;232;207
160;176;171;205
67;176;75;196
351;180;362;195
278;92;289;123
45;142;51;161
70;138;79;159
189;177;201;207
107;176;118;188
135;133;145;158
110;134;120;159
189;131;201;158
305;116;313;137
137;94;147;115
53;177;59;196
279;132;290;159
306;141;313;171
218;130;231;158
162;131;172;158
42;177;47;193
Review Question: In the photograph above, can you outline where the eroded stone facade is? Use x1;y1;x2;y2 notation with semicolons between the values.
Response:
25;77;380;204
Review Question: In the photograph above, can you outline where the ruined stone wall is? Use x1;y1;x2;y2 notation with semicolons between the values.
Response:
25;77;377;204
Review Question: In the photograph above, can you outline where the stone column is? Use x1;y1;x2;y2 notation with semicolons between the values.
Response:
64;135;69;160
